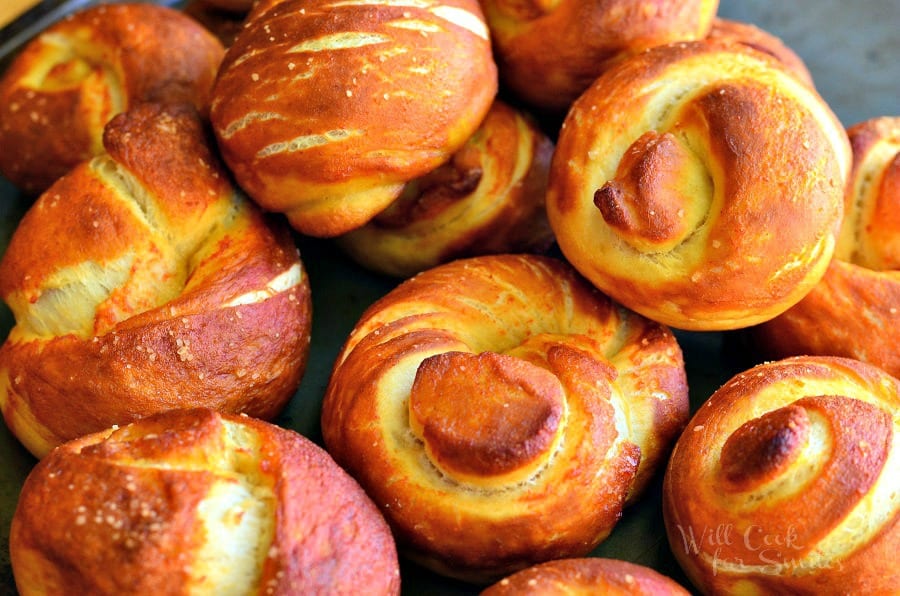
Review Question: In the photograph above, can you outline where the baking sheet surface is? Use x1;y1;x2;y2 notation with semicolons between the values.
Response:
0;1;897;594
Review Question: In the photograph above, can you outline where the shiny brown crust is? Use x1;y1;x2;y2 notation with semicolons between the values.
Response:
663;356;900;595
706;18;814;87
481;558;691;595
480;0;719;112
321;254;689;582
337;100;555;277
546;40;851;331
0;2;225;195
0;104;312;459
210;0;498;237
10;408;401;595
753;117;900;376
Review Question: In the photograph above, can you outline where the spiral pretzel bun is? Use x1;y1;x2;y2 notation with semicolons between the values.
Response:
547;40;851;331
482;558;691;595
0;104;312;459
480;0;719;112
10;408;401;595
752;117;900;376
321;254;689;582
210;0;497;237
663;356;900;594
337;100;555;277
0;3;225;195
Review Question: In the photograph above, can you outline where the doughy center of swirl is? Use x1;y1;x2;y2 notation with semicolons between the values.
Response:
719;404;810;491
593;130;711;253
408;351;565;487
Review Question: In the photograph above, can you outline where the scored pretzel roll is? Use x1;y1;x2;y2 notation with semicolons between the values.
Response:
662;356;900;594
482;558;691;595
0;2;225;195
10;408;401;595
321;254;689;582
336;100;555;277
210;0;498;237
480;0;719;112
547;40;851;331
706;18;814;87
0;103;312;459
752;117;900;376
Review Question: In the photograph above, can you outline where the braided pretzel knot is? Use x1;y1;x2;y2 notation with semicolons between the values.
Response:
547;41;851;331
754;117;900;376
663;356;900;594
321;254;688;581
0;104;312;459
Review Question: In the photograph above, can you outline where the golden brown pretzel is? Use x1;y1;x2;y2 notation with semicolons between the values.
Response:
663;356;900;594
0;2;224;195
482;558;691;595
10;408;401;595
337;100;555;277
546;40;851;331
480;0;719;112
321;254;689;582
753;117;900;376
0;104;312;459
210;0;497;237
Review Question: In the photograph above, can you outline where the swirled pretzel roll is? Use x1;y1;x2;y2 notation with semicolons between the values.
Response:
210;0;498;237
753;117;900;376
321;254;689;582
10;408;401;595
706;18;814;87
547;41;851;331
0;3;224;195
480;0;719;112
482;558;691;595
336;100;555;277
0;104;312;459
663;356;900;594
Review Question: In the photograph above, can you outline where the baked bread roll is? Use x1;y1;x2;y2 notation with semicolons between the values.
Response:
337;100;555;277
210;0;497;237
482;558;690;595
321;254;689;582
0;2;224;195
10;408;401;595
480;0;719;112
663;356;900;595
0;103;312;459
706;18;814;87
752;116;900;376
547;40;851;331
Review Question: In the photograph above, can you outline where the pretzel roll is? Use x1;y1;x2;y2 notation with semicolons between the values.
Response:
753;117;900;376
706;18;814;87
663;356;900;595
482;558;691;595
0;2;224;195
0;104;312;459
336;100;555;277
10;408;401;595
547;41;851;331
321;254;689;582
210;0;498;237
480;0;719;112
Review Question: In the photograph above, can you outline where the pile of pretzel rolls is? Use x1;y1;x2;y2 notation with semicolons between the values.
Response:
0;0;896;594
